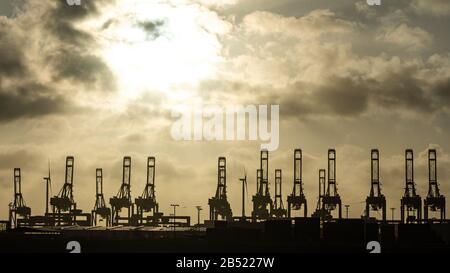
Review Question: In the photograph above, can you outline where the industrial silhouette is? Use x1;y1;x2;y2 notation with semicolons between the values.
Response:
49;157;90;226
401;150;422;223
9;168;31;228
92;168;111;226
364;149;386;221
238;169;248;221
208;157;232;221
287;149;307;218
1;148;450;253
108;156;190;227
312;169;329;219
110;156;133;226
312;149;343;220
272;169;287;218
424;149;446;222
135;157;161;225
252;150;273;221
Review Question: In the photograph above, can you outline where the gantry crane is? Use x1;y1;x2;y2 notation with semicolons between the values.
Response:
400;149;422;223
424;149;446;222
50;156;77;226
92;168;111;226
9;168;31;228
364;149;386;221
252;150;273;221
287;149;307;217
135;157;161;225
110;157;134;226
271;169;287;218
311;169;331;220
208;157;233;221
322;149;342;219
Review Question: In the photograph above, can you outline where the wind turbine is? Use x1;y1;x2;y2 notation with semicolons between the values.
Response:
239;168;248;221
43;159;52;216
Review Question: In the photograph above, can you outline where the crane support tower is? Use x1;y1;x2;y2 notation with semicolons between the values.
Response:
311;169;332;220
252;150;273;221
208;157;233;221
271;169;287;218
49;157;90;226
50;157;76;225
135;156;162;225
400;150;422;223
287;149;307;217
9;168;31;228
92;169;111;226
364;149;387;221
424;149;446;222
110;157;134;226
322;149;342;219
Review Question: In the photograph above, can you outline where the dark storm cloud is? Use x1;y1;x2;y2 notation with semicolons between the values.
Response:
200;69;449;121
0;82;72;121
199;78;366;118
275;78;369;119
0;0;117;123
41;0;117;91
0;16;76;123
314;77;369;116
49;48;116;91
0;17;27;77
434;78;450;104
372;71;433;112
43;0;113;46
199;78;370;118
279;97;316;118
279;74;435;120
219;0;450;121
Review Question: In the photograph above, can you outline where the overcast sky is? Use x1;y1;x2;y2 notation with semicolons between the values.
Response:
0;0;449;221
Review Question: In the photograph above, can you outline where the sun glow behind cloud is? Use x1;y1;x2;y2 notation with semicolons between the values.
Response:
78;0;231;103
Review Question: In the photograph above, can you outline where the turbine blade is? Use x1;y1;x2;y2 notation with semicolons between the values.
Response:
244;180;248;199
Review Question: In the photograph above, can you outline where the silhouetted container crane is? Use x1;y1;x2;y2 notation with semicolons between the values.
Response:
92;168;111;226
311;169;331;220
322;149;342;219
50;157;76;225
49;157;90;226
400;149;422;223
135;156;162;225
9;168;31;228
110;157;134;226
209;157;233;221
271;169;287;218
364;149;386;221
252;150;273;221
287;149;307;218
424;149;446;222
